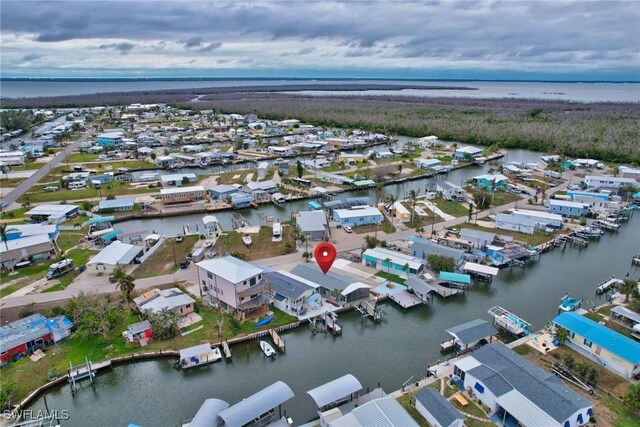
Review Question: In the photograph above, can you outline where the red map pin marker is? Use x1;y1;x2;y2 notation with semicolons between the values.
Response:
314;242;337;275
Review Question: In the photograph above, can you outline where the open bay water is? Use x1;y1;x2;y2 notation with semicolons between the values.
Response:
2;79;639;103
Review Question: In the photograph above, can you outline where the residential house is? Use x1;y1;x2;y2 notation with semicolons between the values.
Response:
98;197;135;212
0;150;26;165
494;213;537;235
86;240;143;275
459;229;496;249
160;186;205;205
339;153;366;165
573;159;603;169
548;200;590;217
1;234;54;270
0;314;73;364
256;161;269;180
415;158;442;170
160;173;197;187
454;146;482;160
2;223;59;241
584;175;638;193
332;206;383;227
196;256;267;316
290;263;371;304
453;343;593;427
155;155;176;168
97;132;124;147
230;192;254;209
245;180;277;196
437;181;465;201
418;135;439;148
207;184;239;200
618;166;640;181
414;387;464;427
410;237;466;266
26;204;79;223
472;174;509;190
324;395;419;427
392;201;411;221
553;312;640;379
267;146;292;156
297;211;329;240
363;247;424;275
134;288;195;317
124;320;153;343
511;209;564;228
265;271;319;317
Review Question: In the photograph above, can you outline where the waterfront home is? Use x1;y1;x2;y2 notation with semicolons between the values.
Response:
134;288;195;317
230;192;254;209
444;319;498;353
86;240;143;275
207;184;239;200
405;276;434;303
565;191;621;213
454;343;593;427
290;263;371;304
245;180;277;196
392;201;411;221
618;166;640;181
318;172;354;185
471;173;509;190
363;247;424;276
339;153;366;164
436;181;466;202
124;320;153;343
410;237;467;266
0;314;73;364
584;175;639;193
415;158;442;170
332;206;383;227
197;256;268;317
454;146;482;160
160;185;205;205
303;157;332;169
218;381;294;427
573;158;603;169
414;387;464;427
0;150;26;165
160;173;197;187
267;145;292;156
511;209;563;228
541;154;560;164
418;135;439;148
265;270;319;317
0;234;54;270
297;210;329;240
26;204;79;224
552;312;640;379
181;144;204;153
97;131;124;147
98;197;135;212
2;223;58;241
154;155;176;168
548;199;590;217
494;213;537;235
459;228;496;249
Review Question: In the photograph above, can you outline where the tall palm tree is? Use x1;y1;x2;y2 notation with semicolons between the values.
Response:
113;266;135;302
619;279;638;303
0;224;14;272
384;257;392;274
408;189;418;225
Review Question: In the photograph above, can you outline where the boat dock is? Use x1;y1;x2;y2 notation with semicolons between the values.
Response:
596;277;623;294
222;341;232;360
440;340;455;352
488;306;532;337
389;291;424;308
355;300;387;322
430;282;464;298
324;312;342;335
269;329;286;352
632;254;640;266
594;220;620;231
68;358;102;392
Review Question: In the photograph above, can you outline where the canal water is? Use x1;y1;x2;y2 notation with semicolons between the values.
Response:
28;213;640;425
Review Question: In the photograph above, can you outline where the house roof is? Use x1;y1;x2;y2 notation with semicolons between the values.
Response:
464;343;592;423
415;387;464;426
265;271;315;300
456;146;482;154
331;396;419;427
138;288;195;314
548;199;589;209
333;206;383;219
0;314;73;353
341;282;371;296
297;211;328;233
611;306;640;324
439;181;462;191
462;262;499;276
189;399;230;427
459;228;495;243
446;319;498;345
410;237;465;260
4;224;57;238
160;185;204;195
127;320;152;335
512;209;563;222
306;374;363;408
553;312;640;363
218;381;294;427
246;180;276;191
439;272;471;284
98;197;135;210
473;173;509;183
405;276;436;295
160;173;197;183
86;241;141;266
0;234;51;255
290;263;354;291
495;213;538;228
197;256;263;284
495;390;559;427
26;204;78;217
363;247;423;271
208;184;238;194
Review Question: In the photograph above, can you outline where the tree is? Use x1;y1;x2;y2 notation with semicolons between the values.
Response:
553;325;570;345
296;160;303;179
181;176;190;186
146;307;180;340
106;193;115;200
384;257;392;274
473;190;491;209
150;152;157;160
364;235;380;249
619;184;639;201
468;203;474;223
112;266;135;302
374;183;385;204
81;200;94;211
623;382;640;414
302;251;312;262
427;254;455;273
407;189;418;224
0;224;11;272
619;278;637;303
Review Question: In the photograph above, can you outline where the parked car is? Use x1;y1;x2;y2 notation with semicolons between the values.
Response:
43;186;59;192
175;236;184;243
343;226;353;233
567;184;580;190
179;259;191;269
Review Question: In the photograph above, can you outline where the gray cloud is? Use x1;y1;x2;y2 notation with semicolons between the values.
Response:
97;42;136;55
21;53;46;61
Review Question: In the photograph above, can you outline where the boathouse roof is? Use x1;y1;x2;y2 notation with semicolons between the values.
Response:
189;399;229;427
307;374;363;408
446;319;497;346
218;381;294;427
331;395;419;427
611;305;640;324
415;387;464;427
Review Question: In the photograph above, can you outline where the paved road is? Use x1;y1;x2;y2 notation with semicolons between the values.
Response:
2;129;94;207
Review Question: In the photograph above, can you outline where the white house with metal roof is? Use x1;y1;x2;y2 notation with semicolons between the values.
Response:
1;234;54;270
86;240;142;274
453;343;592;427
290;263;371;304
134;288;195;317
495;213;537;235
332;206;383;227
25;204;79;224
454;146;482;159
297;210;328;240
265;270;319;317
327;395;419;427
160;185;205;205
98;197;135;212
362;247;424;276
196;256;267;315
511;209;563;228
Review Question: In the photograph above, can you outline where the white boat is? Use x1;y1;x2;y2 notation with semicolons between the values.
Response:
260;341;276;358
179;344;222;368
203;240;214;248
242;234;252;246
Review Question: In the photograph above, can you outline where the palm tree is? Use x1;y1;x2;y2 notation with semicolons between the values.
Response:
553;325;570;345
619;278;638;303
112;266;135;302
384;257;392;274
0;224;13;272
408;189;418;225
374;183;385;204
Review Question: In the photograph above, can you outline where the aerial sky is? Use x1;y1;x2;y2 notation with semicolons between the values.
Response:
1;0;639;81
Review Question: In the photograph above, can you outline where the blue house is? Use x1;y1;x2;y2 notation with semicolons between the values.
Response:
454;146;482;159
98;197;135;212
207;184;238;200
362;247;424;275
97;132;124;147
2;224;59;241
472;174;509;190
566;191;609;202
332;206;383;227
548;200;589;217
230;192;254;209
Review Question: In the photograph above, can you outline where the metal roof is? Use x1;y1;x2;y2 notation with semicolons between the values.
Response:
86;241;141;265
410;237;465;260
415;387;464;426
438;272;471;284
0;234;50;254
246;180;277;191
160;185;204;195
307;374;363;408
553;312;640;363
363;247;423;271
459;228;496;243
446;319;498;345
189;399;230;427
127;320;152;335
197;256;263;284
462;262;499;276
218;381;294;427
26;204;78;217
332;395;419;427
611;306;640;324
139;288;195;314
333;206;383;219
297;211;328;233
265;271;315;300
290;263;354;291
179;344;215;360
208;184;238;194
495;390;558;427
88;216;116;224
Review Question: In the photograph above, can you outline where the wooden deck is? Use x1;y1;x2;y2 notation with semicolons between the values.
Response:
269;329;285;352
430;282;464;298
390;291;424;308
222;341;232;360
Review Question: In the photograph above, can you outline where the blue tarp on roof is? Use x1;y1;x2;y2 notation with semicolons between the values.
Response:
88;216;115;224
553;312;640;363
439;271;471;284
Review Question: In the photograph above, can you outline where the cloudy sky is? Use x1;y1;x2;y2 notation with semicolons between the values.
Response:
1;0;639;80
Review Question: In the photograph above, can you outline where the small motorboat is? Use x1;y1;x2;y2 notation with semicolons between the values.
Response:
242;234;252;246
260;341;276;358
203;240;214;248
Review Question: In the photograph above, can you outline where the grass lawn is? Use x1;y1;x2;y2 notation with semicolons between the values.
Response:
460;223;554;247
443;380;458;398
0;177;27;186
381;216;396;234
433;198;468;217
22;180;153;203
584;311;634;338
397;393;429;427
133;235;199;279
217;227;296;261
11;161;45;171
0;206;31;220
451;395;489;419
65;152;100;163
0;260;51;293
375;271;407;284
490;190;521;206
57;230;86;252
217;170;251;185
322;164;343;173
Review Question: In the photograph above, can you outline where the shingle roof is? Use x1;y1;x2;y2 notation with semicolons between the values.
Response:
415;387;463;426
265;271;315;300
197;256;263;284
446;319;498;346
127;320;152;335
290;263;354;291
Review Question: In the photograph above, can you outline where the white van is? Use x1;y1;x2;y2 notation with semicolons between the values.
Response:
68;181;87;190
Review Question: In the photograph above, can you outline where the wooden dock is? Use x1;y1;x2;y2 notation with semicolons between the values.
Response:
430;282;464;298
222;341;232;360
390;291;424;308
269;329;285;352
440;339;455;352
324;312;342;335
